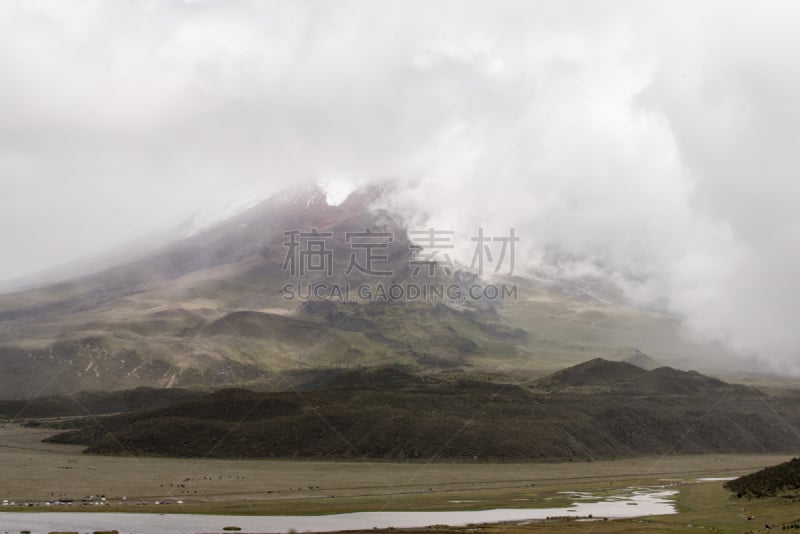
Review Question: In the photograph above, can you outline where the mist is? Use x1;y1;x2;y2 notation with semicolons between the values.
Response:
2;1;800;370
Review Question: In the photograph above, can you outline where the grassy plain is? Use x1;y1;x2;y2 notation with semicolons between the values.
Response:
0;423;794;525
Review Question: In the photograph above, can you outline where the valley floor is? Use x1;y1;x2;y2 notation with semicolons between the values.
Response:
0;423;795;533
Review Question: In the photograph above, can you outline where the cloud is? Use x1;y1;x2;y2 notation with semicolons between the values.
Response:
1;1;799;369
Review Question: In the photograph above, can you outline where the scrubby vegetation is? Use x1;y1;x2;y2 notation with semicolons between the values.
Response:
46;361;800;460
725;457;800;498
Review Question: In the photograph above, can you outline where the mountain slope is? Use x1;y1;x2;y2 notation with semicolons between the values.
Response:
0;184;533;398
0;387;203;419
0;182;754;398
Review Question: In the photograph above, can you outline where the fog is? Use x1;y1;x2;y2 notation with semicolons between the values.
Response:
1;1;799;370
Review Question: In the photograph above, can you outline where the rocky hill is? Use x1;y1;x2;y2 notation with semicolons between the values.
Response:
534;358;731;395
47;361;800;460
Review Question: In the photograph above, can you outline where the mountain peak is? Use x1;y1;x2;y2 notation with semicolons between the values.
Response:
622;349;660;370
536;357;731;395
538;358;645;389
339;181;394;210
268;184;330;210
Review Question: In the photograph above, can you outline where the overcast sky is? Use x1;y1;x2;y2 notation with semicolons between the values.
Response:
2;0;800;369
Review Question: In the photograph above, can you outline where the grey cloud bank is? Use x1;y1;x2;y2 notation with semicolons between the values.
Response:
1;0;799;370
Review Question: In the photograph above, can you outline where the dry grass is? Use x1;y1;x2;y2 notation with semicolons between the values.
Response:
0;423;792;518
